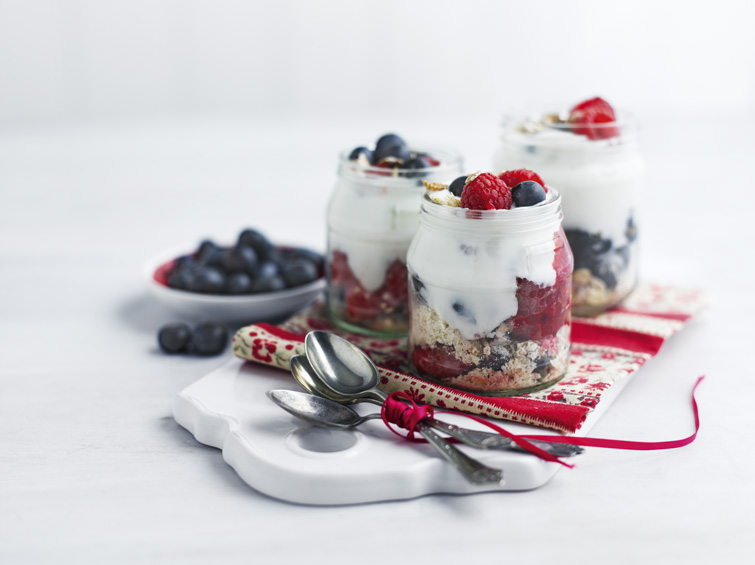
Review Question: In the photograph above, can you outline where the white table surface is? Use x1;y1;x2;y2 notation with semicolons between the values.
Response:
1;113;753;564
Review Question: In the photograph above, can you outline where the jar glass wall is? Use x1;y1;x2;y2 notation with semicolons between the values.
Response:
407;190;573;396
327;147;462;336
493;113;644;316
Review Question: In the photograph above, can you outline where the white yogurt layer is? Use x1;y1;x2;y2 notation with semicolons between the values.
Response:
407;193;561;340
493;126;644;244
327;176;423;291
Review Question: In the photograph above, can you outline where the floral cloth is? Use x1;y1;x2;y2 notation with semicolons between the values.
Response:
232;283;709;433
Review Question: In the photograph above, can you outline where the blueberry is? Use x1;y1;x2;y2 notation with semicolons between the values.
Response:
411;275;425;295
158;323;193;353
511;181;547;207
285;248;323;271
448;176;467;197
459;244;477;256
196;240;217;262
238;229;271;255
252;274;287;293
168;266;195;290
192;322;228;356
258;261;280;279
452;300;476;323
567;229;605;267
238;229;283;264
280;258;319;287
374;133;410;163
411;275;427;305
174;255;196;271
591;236;611;254
534;355;552;377
197;246;226;269
190;267;227;294
403;157;428;178
349;146;373;164
222;245;258;275
594;254;627;290
227;272;253;294
566;228;627;291
480;349;511;370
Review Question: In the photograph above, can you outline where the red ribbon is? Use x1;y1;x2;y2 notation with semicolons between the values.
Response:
381;376;705;468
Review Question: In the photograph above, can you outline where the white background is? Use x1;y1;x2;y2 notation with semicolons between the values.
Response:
1;1;754;564
2;0;754;124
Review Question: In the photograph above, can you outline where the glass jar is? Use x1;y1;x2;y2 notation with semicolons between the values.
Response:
493;113;644;316
327;147;463;336
407;189;573;396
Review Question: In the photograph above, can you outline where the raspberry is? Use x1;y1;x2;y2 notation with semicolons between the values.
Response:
512;233;573;341
515;279;552;319
381;260;408;309
568;97;619;140
459;172;512;210
345;285;381;321
552;231;574;281
329;250;356;287
498;169;547;194
412;346;475;379
512;281;570;341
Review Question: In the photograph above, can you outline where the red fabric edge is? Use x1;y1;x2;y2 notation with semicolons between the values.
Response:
482;396;591;432
608;308;692;322
256;323;306;343
572;321;665;355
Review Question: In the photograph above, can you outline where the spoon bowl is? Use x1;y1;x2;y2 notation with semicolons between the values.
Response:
304;331;386;403
267;389;380;429
290;355;367;405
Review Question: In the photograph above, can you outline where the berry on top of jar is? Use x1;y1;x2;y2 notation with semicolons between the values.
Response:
519;96;620;141
423;168;548;211
347;133;441;176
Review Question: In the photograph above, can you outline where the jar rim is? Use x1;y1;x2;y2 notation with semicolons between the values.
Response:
420;188;563;233
500;109;638;133
338;144;463;181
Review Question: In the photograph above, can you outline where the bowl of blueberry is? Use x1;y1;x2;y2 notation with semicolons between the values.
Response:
145;228;326;323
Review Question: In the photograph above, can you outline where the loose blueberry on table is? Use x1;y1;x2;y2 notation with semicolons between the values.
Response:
158;321;228;356
159;228;323;296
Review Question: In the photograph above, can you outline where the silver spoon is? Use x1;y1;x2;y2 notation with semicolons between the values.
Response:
300;332;583;457
269;387;581;458
267;389;381;429
300;336;503;486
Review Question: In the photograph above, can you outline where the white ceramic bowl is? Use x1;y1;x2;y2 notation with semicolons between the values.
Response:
144;245;326;324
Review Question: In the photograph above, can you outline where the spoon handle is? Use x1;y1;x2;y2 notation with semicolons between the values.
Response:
426;420;584;458
369;388;582;457
415;422;504;486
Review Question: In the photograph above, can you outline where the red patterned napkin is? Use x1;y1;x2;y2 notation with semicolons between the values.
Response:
232;283;709;433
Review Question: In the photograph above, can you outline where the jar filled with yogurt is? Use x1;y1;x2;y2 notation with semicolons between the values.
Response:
327;134;463;336
493;98;644;316
407;172;572;396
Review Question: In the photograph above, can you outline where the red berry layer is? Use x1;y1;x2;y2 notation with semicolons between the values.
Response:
412;345;476;379
330;250;408;323
512;231;573;341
